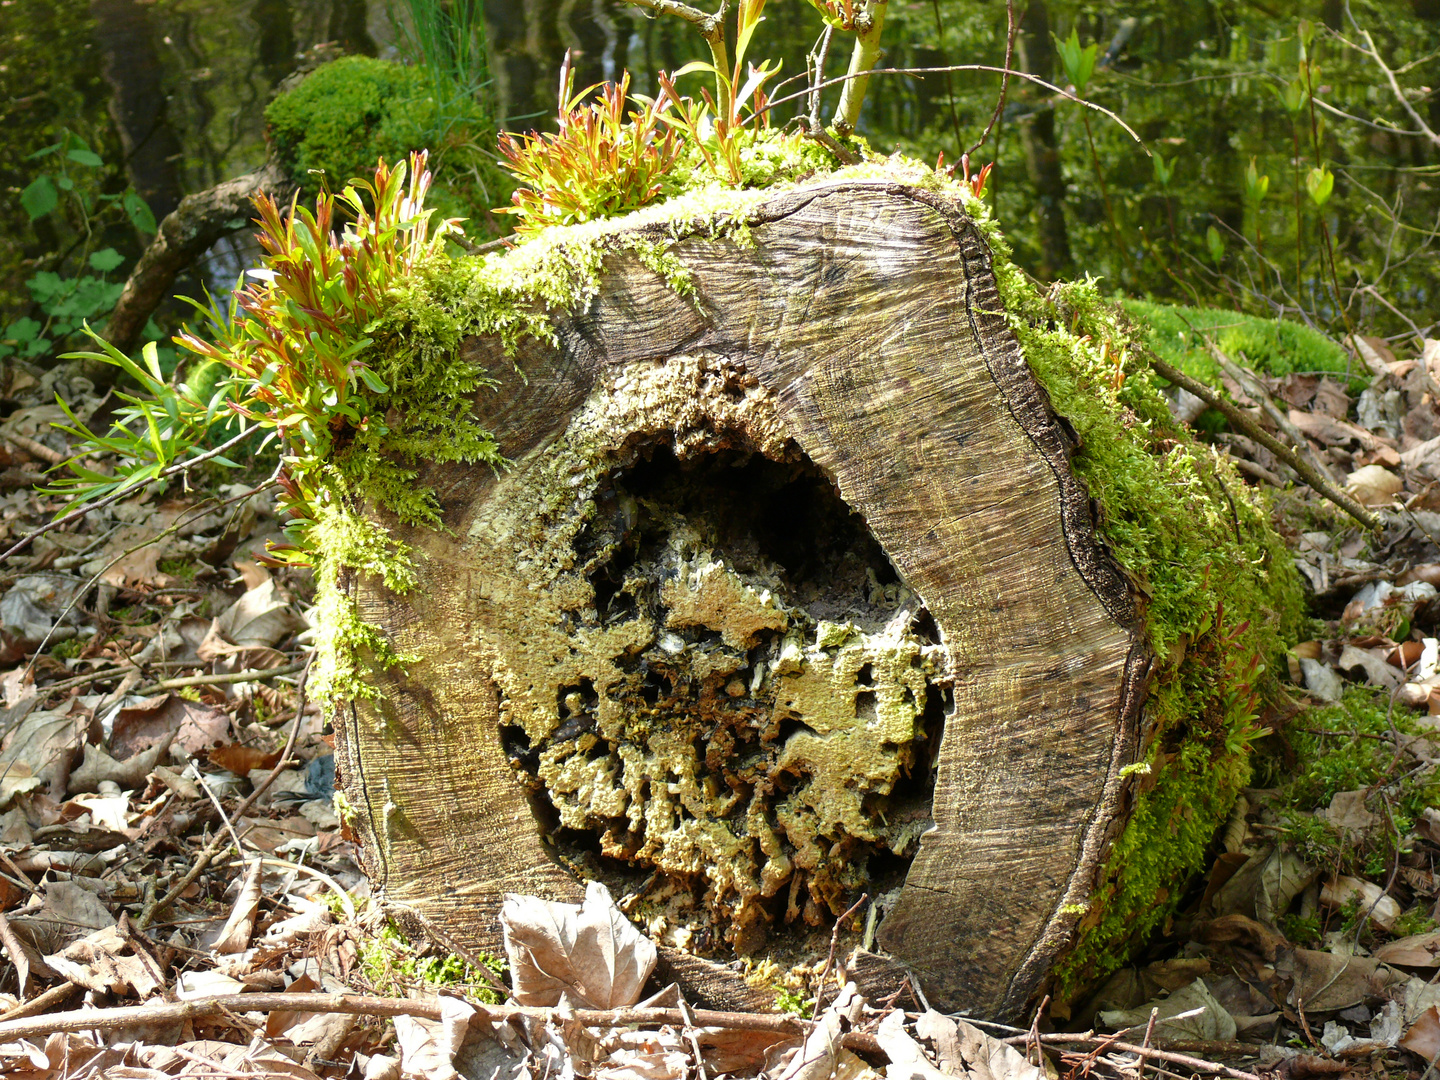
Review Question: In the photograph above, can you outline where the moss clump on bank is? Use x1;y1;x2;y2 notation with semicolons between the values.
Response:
264;55;509;224
1124;299;1355;390
313;149;1304;1003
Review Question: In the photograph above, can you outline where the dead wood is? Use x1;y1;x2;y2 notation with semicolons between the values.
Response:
335;179;1152;1021
1146;353;1380;529
0;992;810;1044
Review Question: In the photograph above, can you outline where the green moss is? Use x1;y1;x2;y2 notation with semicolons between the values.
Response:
954;197;1305;997
358;919;506;1003
264;56;509;223
49;636;82;661
1123;299;1357;391
1270;686;1440;879
774;987;814;1018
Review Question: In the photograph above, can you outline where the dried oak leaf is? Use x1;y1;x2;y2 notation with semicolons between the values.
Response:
500;881;657;1009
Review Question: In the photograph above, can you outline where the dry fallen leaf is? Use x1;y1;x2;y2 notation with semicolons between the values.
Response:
501;881;657;1010
1345;464;1404;506
1321;875;1402;931
209;743;282;776
1100;978;1237;1042
393;996;476;1080
208;859;262;954
68;731;175;794
916;1010;1046;1080
212;577;305;651
873;1009;949;1080
0;705;86;802
110;693;232;759
1401;1004;1440;1061
43;924;160;998
1376;929;1440;967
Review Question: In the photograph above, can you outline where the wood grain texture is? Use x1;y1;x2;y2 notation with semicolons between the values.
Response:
332;180;1151;1020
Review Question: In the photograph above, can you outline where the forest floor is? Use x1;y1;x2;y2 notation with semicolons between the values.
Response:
1;334;1440;1079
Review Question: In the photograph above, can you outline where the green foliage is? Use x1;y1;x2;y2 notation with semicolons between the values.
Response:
499;0;804;233
48;336;236;506
774;988;814;1018
1267;688;1437;880
1282;688;1440;816
359;920;505;1003
61;154;500;560
1054;28;1099;96
1;133;158;366
498;65;682;234
393;0;492;134
1124;300;1356;389
1305;165;1334;208
264;56;507;224
0;0;121;315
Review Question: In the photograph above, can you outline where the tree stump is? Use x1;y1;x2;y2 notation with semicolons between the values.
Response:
331;178;1294;1020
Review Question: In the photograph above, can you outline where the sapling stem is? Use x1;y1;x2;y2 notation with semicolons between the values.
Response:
834;0;888;135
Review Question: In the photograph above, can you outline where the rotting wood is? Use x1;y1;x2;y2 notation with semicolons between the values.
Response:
334;179;1155;1020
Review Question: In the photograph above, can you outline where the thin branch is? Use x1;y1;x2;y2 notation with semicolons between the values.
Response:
143;660;306;694
0;992;808;1044
964;0;1016;161
0;981;77;1024
765;64;1147;149
1340;16;1440;152
624;0;722;38
1004;1033;1262;1080
1144;351;1380;530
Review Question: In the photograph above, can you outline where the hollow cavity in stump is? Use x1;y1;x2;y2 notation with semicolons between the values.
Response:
500;443;947;955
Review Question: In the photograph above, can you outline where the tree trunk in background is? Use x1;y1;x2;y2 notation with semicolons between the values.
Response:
254;0;297;89
334;179;1152;1022
1015;1;1072;282
90;0;186;223
327;0;376;57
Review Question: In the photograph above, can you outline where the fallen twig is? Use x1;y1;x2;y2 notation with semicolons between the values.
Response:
137;652;315;929
814;892;867;1014
0;981;77;1024
0;992;809;1044
1;431;65;466
1003;1032;1263;1080
142;660;306;694
1145;352;1380;529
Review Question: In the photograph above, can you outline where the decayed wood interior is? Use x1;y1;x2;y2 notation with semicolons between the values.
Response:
333;180;1151;1020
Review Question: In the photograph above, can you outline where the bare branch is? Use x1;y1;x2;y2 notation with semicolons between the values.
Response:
766;64;1147;149
623;0;724;42
964;0;1017;160
0;992;809;1045
1340;16;1440;152
1143;351;1379;530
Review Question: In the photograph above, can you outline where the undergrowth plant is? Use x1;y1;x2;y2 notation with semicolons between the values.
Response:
60;152;500;561
498;1;790;232
3;131;158;365
497;59;681;234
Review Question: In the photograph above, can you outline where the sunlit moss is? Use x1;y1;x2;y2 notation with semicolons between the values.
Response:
264;55;509;221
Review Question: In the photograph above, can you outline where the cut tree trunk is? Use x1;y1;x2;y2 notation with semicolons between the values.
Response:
333;180;1160;1020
